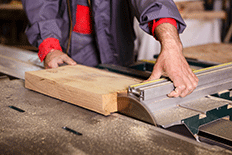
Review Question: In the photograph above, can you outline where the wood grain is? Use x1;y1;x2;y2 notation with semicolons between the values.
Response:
25;65;141;115
183;43;232;64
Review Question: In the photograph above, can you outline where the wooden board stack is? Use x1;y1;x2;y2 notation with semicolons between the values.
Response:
25;65;141;115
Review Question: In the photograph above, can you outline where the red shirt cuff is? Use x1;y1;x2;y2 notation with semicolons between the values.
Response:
38;38;62;62
148;18;177;38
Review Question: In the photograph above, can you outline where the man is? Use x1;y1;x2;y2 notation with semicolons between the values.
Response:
22;0;198;97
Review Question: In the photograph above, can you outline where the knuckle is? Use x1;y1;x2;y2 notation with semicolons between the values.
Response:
61;54;68;58
193;81;198;88
47;61;57;68
47;62;53;68
180;93;186;98
178;84;186;90
187;85;193;91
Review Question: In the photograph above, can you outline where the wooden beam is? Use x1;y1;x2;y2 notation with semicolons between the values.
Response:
25;65;141;115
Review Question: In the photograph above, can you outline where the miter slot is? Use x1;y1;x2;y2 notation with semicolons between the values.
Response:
62;126;83;136
8;106;25;113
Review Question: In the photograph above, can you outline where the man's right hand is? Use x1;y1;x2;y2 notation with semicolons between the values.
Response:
44;50;77;69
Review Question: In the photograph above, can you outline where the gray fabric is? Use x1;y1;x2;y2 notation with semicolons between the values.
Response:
22;0;186;67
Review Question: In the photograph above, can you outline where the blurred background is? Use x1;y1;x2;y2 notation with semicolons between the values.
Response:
0;0;37;51
0;0;231;60
134;0;232;60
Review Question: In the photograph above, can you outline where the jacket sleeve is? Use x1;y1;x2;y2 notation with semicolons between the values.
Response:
22;0;69;48
129;0;186;35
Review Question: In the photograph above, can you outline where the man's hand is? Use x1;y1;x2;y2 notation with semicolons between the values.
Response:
44;50;77;69
147;23;198;97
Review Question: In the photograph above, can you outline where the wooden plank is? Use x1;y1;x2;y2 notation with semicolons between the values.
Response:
175;1;226;20
175;1;204;12
25;65;141;115
180;11;227;20
183;43;232;64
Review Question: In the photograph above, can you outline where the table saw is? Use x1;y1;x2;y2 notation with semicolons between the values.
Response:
0;44;232;154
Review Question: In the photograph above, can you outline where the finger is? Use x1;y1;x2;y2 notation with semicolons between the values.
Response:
185;74;198;95
179;83;192;97
178;74;198;97
62;55;77;66
168;87;181;98
168;84;187;97
145;65;162;82
180;70;198;97
168;73;190;97
47;59;60;69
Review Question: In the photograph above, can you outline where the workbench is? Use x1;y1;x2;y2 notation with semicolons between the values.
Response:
1;75;231;155
1;45;232;154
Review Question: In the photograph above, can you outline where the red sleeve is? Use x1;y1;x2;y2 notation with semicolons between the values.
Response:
148;18;177;39
38;38;63;62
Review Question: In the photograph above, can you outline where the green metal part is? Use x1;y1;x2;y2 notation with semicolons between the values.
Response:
182;105;232;135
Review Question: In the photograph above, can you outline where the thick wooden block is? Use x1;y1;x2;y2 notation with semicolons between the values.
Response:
25;65;141;115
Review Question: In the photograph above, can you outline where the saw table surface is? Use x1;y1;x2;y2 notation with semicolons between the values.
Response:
1;76;232;155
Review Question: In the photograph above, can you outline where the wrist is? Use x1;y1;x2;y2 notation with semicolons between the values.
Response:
155;22;182;52
38;38;62;62
149;18;177;39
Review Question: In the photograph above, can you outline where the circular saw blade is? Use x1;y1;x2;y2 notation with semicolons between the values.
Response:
117;94;157;126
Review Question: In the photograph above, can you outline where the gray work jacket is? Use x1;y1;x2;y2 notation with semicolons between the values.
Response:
22;0;186;67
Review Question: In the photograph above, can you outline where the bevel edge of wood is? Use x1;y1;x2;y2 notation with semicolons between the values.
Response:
25;71;121;115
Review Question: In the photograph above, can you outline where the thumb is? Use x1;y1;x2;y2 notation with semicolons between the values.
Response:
145;65;162;82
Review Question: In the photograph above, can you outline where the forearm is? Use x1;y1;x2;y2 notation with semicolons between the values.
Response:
155;22;183;54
